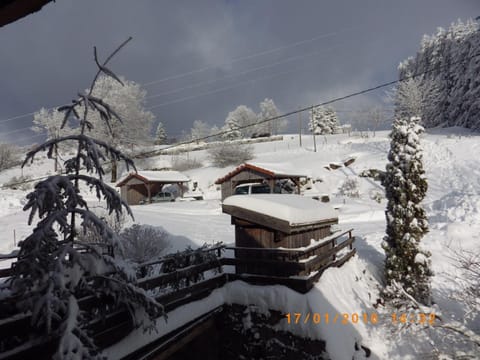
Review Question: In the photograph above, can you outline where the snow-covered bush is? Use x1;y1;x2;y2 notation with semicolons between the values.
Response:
120;224;168;264
338;177;360;198
4;39;163;359
171;156;202;171
0;143;19;170
382;116;432;306
208;142;253;167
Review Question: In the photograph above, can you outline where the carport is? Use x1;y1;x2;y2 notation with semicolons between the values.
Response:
116;170;190;205
215;163;306;201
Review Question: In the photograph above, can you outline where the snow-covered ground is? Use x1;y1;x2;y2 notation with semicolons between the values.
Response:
1;129;479;359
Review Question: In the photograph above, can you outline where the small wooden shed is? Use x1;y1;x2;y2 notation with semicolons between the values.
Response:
222;194;339;276
215;163;306;201
116;170;190;205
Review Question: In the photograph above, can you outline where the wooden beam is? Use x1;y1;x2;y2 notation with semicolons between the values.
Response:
227;273;311;293
122;307;223;360
138;260;221;290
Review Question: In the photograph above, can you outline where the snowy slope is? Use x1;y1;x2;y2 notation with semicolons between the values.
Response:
1;128;479;359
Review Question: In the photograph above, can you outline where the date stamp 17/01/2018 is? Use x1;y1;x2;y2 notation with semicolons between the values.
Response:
284;312;436;326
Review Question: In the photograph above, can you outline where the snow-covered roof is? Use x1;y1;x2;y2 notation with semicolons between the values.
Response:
215;163;307;184
222;194;337;233
116;170;190;186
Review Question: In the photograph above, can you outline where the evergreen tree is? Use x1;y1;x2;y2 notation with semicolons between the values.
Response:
309;106;339;134
308;106;320;134
155;121;168;145
382;116;433;306
398;18;480;129
5;39;163;359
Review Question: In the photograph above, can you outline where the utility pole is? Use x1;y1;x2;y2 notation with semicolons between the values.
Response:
298;109;302;147
54;128;59;172
311;108;317;152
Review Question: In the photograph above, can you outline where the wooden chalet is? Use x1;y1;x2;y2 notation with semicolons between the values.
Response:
116;170;190;205
222;194;355;284
215;163;306;201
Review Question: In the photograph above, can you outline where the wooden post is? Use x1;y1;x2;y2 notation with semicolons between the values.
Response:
268;178;275;193
146;182;152;203
311;113;317;152
179;182;184;197
298;109;302;148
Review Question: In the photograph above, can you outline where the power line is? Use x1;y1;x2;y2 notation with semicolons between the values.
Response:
5;50;480;189
135;50;480;156
0;43;336;132
0;125;45;136
147;68;299;110
0;29;351;126
142;28;352;87
146;46;338;100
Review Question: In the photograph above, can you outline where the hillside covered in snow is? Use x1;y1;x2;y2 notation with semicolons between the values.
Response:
0;128;479;359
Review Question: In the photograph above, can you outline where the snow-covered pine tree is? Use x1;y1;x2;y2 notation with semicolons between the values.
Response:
382;116;433;306
398;18;480;129
155;121;168;145
308;106;321;135
309;106;339;135
6;38;163;359
324;106;340;134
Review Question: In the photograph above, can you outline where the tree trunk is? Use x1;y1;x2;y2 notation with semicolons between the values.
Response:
111;159;117;183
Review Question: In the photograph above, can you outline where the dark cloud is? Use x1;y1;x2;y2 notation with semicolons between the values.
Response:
0;0;478;144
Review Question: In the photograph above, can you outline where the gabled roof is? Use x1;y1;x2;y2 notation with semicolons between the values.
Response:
215;163;306;184
116;170;190;187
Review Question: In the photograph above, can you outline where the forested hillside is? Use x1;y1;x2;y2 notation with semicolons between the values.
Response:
398;19;480;129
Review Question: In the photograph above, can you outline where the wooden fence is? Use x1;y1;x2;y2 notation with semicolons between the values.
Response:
223;229;355;293
0;244;227;360
0;231;355;359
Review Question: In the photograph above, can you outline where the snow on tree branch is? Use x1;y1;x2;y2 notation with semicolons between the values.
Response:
4;38;163;360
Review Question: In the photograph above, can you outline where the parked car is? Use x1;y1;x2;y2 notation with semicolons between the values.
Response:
234;183;272;195
139;191;175;204
233;181;295;196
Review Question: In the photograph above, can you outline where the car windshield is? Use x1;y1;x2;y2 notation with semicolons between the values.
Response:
251;184;270;194
234;186;249;195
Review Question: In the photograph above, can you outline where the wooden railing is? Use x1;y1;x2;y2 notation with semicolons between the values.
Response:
223;229;356;293
0;244;227;360
0;231;355;359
